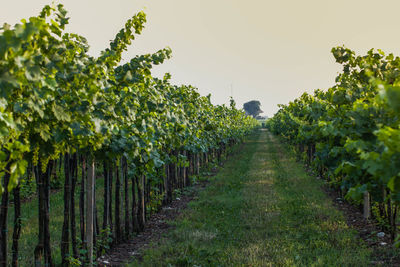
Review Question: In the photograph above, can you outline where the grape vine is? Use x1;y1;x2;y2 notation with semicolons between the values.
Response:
268;46;400;243
0;4;257;266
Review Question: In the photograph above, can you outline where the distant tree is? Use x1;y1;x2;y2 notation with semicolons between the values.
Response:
243;100;263;118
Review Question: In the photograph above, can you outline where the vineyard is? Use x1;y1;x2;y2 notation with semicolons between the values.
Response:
4;2;400;267
268;47;400;244
0;4;258;266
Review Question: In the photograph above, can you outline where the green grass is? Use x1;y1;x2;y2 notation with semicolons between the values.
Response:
129;130;371;266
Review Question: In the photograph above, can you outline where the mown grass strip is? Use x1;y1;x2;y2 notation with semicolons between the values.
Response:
130;130;371;266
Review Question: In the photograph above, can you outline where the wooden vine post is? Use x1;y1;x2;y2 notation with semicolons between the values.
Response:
86;157;95;266
363;191;370;219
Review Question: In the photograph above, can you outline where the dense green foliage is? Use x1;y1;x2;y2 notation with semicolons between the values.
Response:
267;46;400;240
0;4;256;195
0;4;257;266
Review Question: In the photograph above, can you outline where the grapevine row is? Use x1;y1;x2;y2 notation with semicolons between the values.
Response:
268;46;400;242
0;5;258;266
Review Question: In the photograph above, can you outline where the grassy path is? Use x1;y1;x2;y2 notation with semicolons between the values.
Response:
130;129;371;266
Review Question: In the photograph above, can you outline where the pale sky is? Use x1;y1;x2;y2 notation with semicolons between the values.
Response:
2;0;400;116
